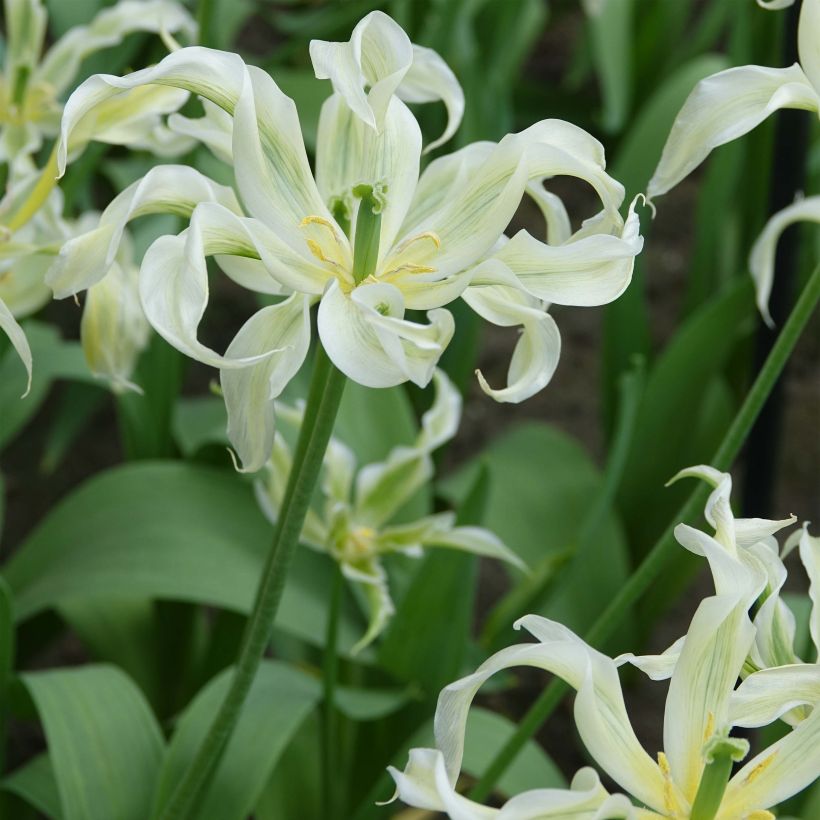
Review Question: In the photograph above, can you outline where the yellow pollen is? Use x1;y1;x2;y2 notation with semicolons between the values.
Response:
747;812;775;820
657;752;679;816
300;214;338;232
744;754;775;785
384;263;437;277
305;239;341;268
396;230;441;253
703;712;715;744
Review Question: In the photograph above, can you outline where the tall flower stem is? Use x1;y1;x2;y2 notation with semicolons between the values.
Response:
159;342;347;820
469;265;820;803
322;564;344;820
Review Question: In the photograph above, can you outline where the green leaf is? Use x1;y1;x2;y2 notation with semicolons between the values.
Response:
616;280;755;552
439;423;630;636
151;661;320;820
3;462;367;656
0;322;93;451
588;0;634;133
333;684;412;722
1;754;62;819
19;665;164;820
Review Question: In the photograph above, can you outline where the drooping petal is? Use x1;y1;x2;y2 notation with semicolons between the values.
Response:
47;165;240;298
525;185;573;245
397;45;464;152
419;523;527;571
322;437;358;508
434;615;671;815
80;258;150;393
36;0;196;96
219;294;313;472
647;64;820;200
342;556;395;655
388;751;639;820
0;296;33;396
492;196;643;305
315;94;421;255
748;196;820;326
798;0;820;94
722;707;820;815
317;278;454;389
729;664;820;727
354;368;459;528
797;524;820;657
139;201;327;369
309;11;413;133
661;594;755;802
463;266;562;404
169;99;234;164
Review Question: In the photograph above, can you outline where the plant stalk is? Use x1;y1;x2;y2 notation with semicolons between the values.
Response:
322;564;344;820
158;342;346;819
469;265;820;802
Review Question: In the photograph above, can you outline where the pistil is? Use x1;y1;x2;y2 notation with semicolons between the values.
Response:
351;183;383;285
690;734;749;820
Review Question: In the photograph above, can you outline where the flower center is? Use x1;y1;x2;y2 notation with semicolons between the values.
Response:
689;732;749;820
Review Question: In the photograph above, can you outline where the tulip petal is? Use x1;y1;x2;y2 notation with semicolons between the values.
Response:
463;269;561;404
798;0;820;94
81;258;150;393
398;45;464;152
493;197;643;306
37;0;196;95
647;64;820;199
315;93;421;255
748;196;820;326
317;279;454;389
722;706;820;814
661;594;755;802
47;165;239;298
420;524;527;571
309;11;413;133
730;664;820;728
434;615;670;814
220;294;313;472
169;99;234;164
342;556;395;654
615;636;685;681
0;297;33;396
797;524;820;657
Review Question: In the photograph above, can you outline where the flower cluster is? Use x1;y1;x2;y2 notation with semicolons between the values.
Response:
255;368;523;653
389;465;820;818
51;10;644;471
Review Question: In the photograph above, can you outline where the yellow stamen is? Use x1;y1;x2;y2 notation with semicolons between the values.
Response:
657;752;679;817
395;230;441;253
747;812;775;820
305;239;341;268
383;263;437;277
744;753;775;785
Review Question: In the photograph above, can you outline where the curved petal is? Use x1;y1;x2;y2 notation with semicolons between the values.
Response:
419;524;527;571
139;202;321;368
47;165;240;298
220;294;313;472
434;615;670;815
315;93;420;255
317;278;454;389
81;258;150;393
398;44;465;152
4;0;47;79
169;99;234;164
36;0;196;95
748;196;820;326
493;196;643;305
798;524;820;657
463;266;561;403
525;185;572;245
798;0;820;94
729;664;820;728
343;556;395;654
647;64;820;199
309;11;413;133
662;594;756;802
615;636;686;682
722;706;820;815
0;296;33;396
389;751;638;820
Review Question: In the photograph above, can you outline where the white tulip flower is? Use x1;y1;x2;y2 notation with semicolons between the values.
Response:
255;368;524;654
0;0;197;168
648;0;820;202
390;592;819;818
53;11;643;471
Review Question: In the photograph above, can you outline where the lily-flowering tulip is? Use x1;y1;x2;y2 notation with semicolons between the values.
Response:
53;11;643;471
388;470;820;818
255;368;524;653
622;466;819;728
0;0;196;168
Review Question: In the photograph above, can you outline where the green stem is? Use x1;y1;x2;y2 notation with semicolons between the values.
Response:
322;564;344;820
197;0;214;48
469;266;820;803
158;343;347;820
